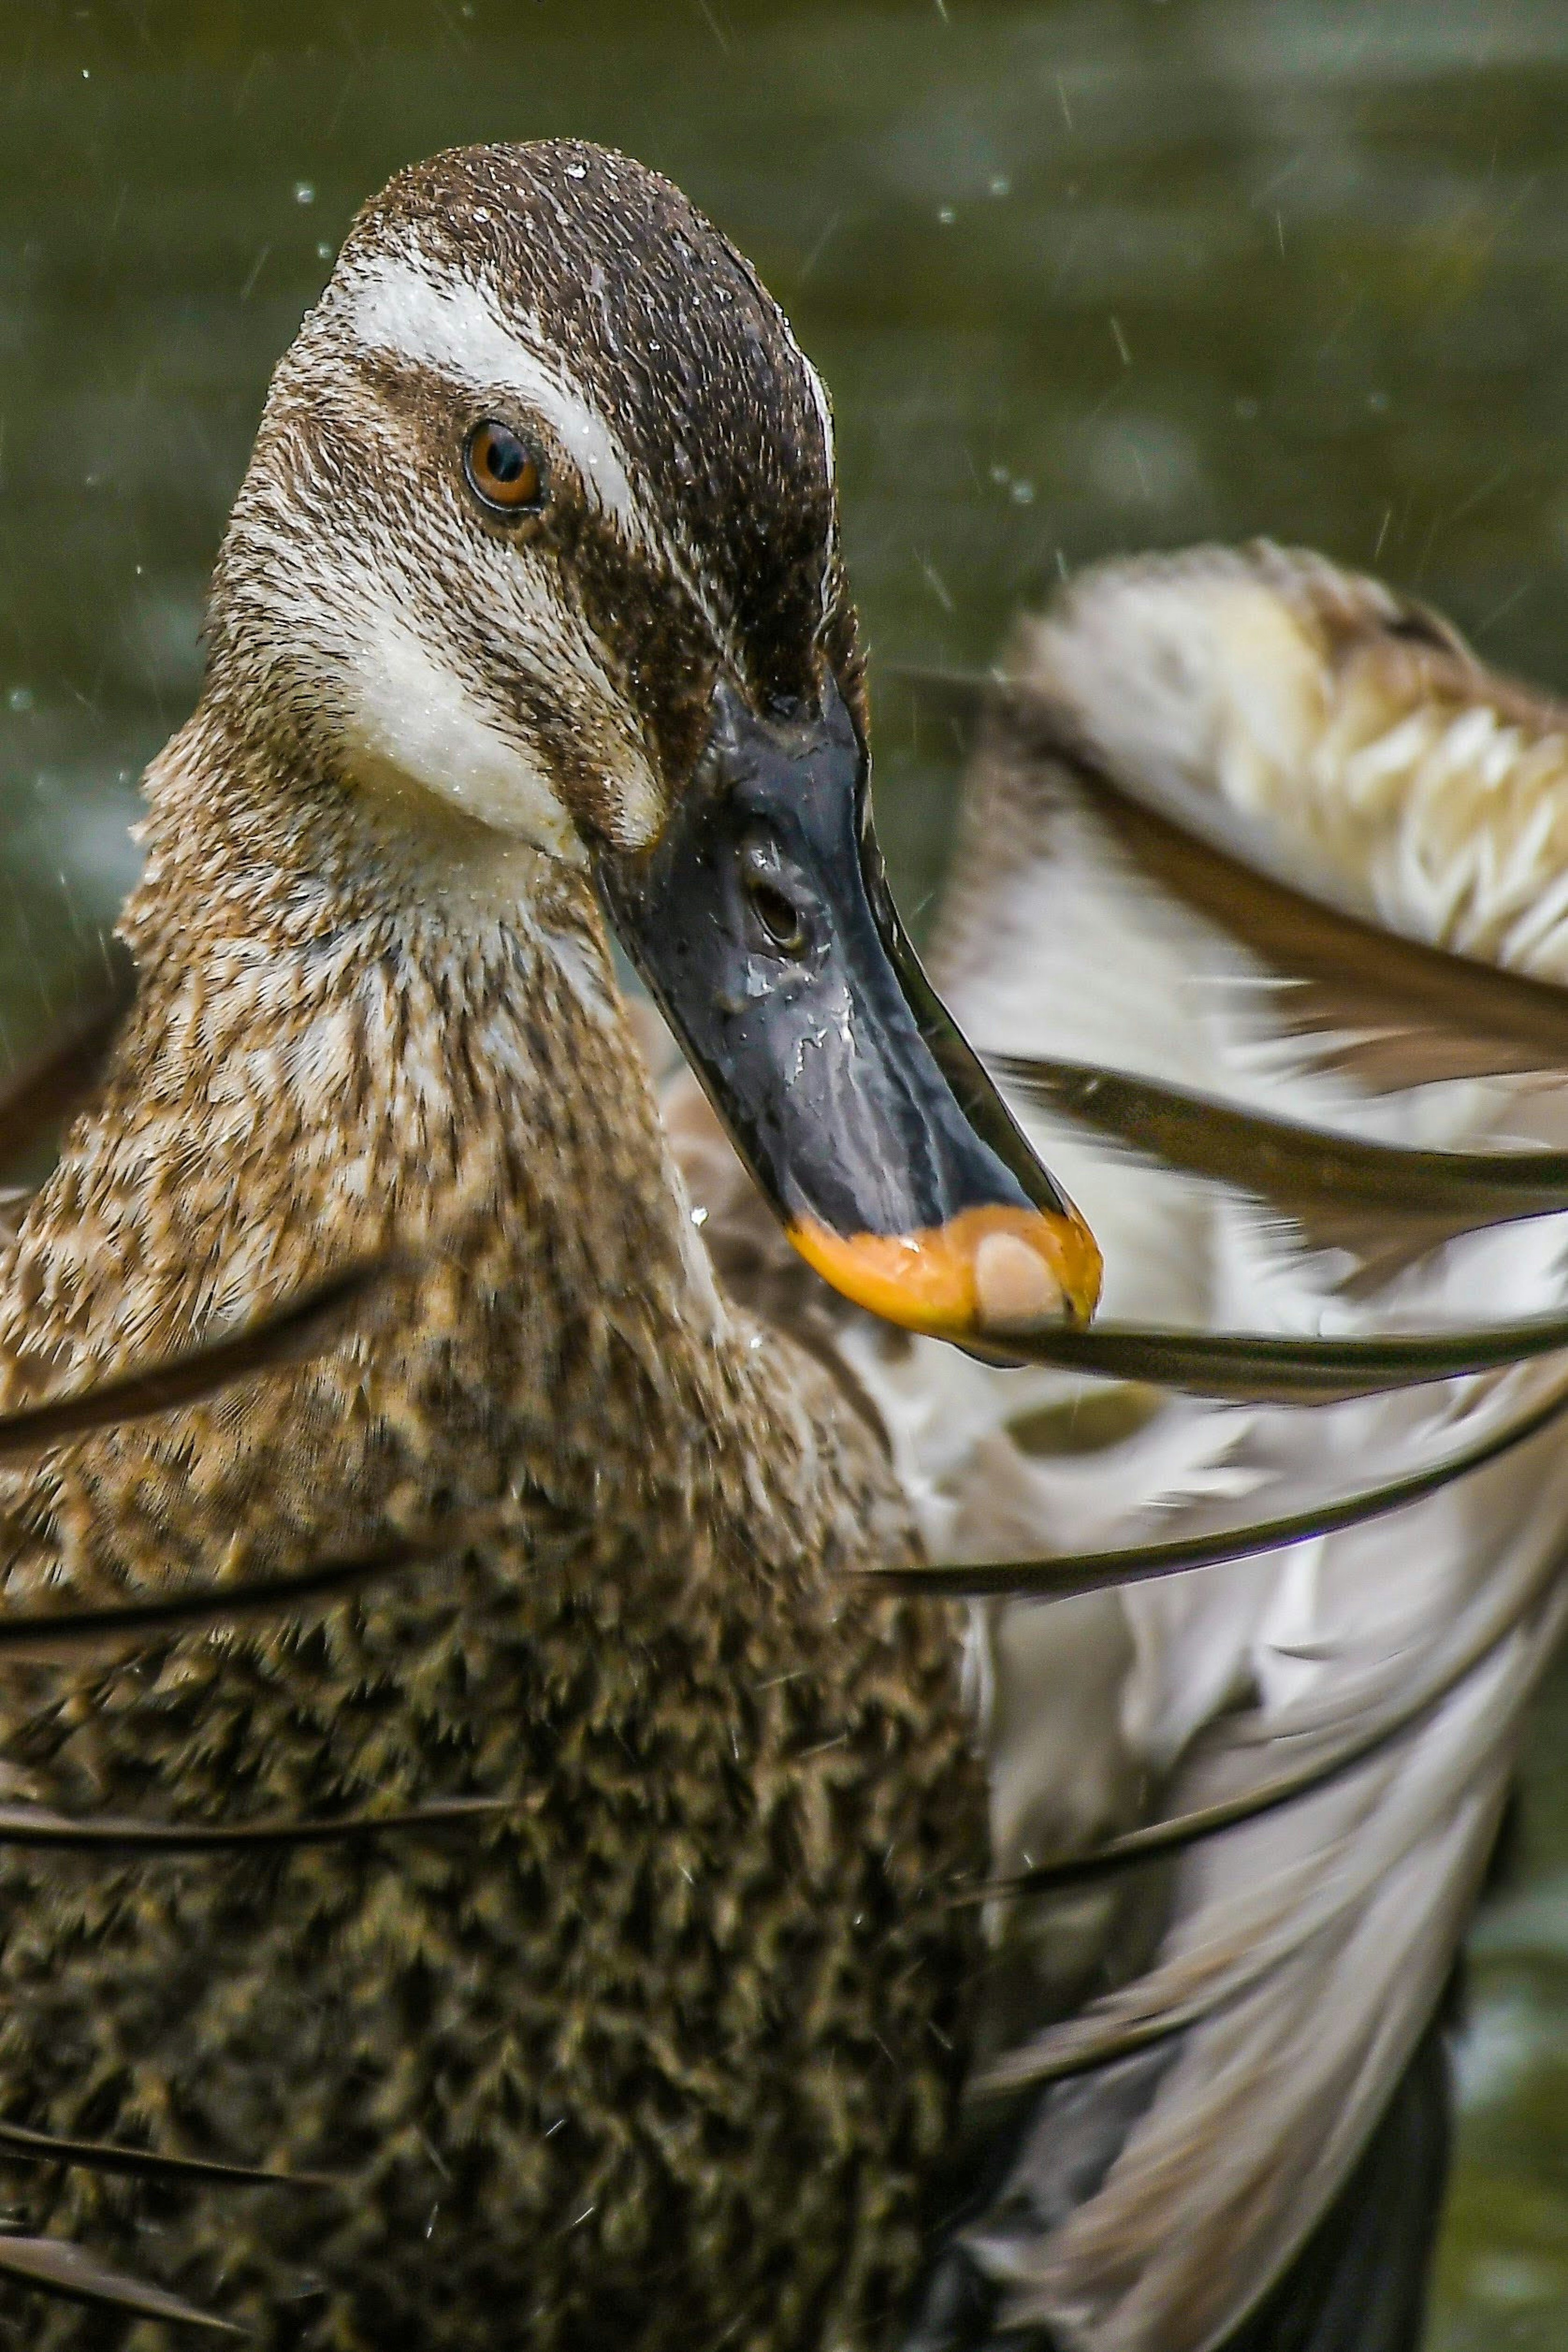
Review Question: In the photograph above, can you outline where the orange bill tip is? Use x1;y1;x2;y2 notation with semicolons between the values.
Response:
787;1202;1103;1342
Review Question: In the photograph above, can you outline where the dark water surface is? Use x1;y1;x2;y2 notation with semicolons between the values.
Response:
3;1;1568;2340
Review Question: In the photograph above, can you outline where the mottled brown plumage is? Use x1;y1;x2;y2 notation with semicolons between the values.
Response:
7;123;1568;2352
0;145;984;2348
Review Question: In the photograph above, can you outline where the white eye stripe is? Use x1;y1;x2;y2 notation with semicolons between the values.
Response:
332;246;837;671
339;255;644;539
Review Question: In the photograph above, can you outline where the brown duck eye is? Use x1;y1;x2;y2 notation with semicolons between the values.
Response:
463;421;546;517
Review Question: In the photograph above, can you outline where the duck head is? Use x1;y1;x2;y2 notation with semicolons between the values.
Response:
205;139;1100;1345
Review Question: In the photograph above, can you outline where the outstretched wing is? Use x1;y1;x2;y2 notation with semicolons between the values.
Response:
873;546;1568;2352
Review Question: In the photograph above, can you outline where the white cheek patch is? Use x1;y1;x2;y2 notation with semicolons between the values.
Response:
341;256;643;539
338;586;586;862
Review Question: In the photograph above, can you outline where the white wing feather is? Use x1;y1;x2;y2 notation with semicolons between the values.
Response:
922;546;1568;2351
659;544;1568;2352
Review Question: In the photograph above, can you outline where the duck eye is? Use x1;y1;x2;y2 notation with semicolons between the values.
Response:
463;421;547;517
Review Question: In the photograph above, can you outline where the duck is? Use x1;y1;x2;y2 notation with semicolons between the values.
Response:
0;134;1091;2351
876;541;1568;2352
0;138;1559;2352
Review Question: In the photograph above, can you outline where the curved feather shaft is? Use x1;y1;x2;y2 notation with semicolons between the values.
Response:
993;1054;1568;1244
0;2233;238;2331
0;2118;336;2191
1058;742;1568;1082
0;1794;512;1852
0;1536;444;1660
974;1970;1231;2090
0;1256;391;1468
902;664;1568;1086
971;1555;1568;2091
0;938;134;1173
971;1573;1563;1902
999;1305;1568;1403
869;1373;1568;1601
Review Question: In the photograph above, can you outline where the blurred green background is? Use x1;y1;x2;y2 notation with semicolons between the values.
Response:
3;0;1568;2341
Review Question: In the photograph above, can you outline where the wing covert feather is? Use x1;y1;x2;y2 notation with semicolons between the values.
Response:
892;544;1568;2352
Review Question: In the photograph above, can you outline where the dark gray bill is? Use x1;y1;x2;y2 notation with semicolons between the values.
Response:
597;677;1101;1341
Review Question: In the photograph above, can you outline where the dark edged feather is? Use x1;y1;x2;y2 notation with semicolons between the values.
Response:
0;937;135;1172
1219;2011;1452;2352
869;1370;1568;1601
994;1053;1568;1263
972;1541;1568;2092
0;1793;512;1852
964;1538;1555;1900
901;665;1568;1089
0;2233;238;2332
1058;734;1568;1087
0;1255;394;1468
892;572;1547;2349
0;1535;446;1663
0;2119;336;2192
997;1303;1568;1404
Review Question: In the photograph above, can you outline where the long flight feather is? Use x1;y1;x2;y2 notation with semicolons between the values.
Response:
0;1255;392;1468
0;1794;512;1852
902;665;1568;1087
993;1053;1568;1256
997;1301;1568;1403
969;1537;1566;1898
868;1370;1568;1598
0;1536;448;1662
0;2119;336;2191
0;2234;238;2332
973;1557;1568;2093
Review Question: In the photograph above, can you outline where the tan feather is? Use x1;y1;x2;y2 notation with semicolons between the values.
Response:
0;2234;238;2332
994;1052;1568;1272
0;938;134;1174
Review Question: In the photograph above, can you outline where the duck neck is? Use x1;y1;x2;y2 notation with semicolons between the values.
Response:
23;700;881;1551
